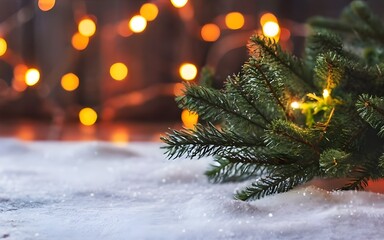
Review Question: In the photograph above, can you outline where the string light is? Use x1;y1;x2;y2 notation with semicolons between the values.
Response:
78;18;96;37
170;0;188;8
201;23;220;42
181;109;198;129
110;62;128;81
79;107;98;126
71;32;89;50
262;21;280;38
38;0;55;12
225;12;245;30
0;38;7;56
140;3;159;21
129;15;147;33
25;68;40;86
323;89;330;99
260;12;278;26
290;101;301;109
179;63;197;81
61;73;79;91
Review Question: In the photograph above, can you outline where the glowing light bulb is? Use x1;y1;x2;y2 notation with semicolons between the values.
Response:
170;0;188;8
262;21;280;38
201;23;221;42
0;38;7;56
129;15;147;33
78;18;96;37
323;89;330;99
225;12;245;30
25;68;40;86
290;101;301;109
140;3;159;21
181;109;198;129
179;63;197;81
79;107;98;126
61;73;79;91
260;12;278;26
71;32;89;50
110;62;128;81
38;0;55;11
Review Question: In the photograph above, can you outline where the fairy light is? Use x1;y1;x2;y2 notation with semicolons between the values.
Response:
225;12;245;30
129;15;147;33
25;68;40;86
78;18;96;37
181;109;198;129
260;12;278;26
201;23;221;42
38;0;55;11
262;21;280;38
0;38;7;56
110;62;128;81
79;107;98;126
179;63;197;81
323;89;330;99
170;0;188;8
290;101;301;109
140;3;159;21
61;73;79;91
71;32;89;50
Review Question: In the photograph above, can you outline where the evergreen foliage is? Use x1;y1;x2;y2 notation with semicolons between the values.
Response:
161;1;384;200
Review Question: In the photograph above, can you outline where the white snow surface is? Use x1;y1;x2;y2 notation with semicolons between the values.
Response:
1;138;384;240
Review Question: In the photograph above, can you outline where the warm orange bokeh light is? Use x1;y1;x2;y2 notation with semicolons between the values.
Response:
61;73;79;91
181;109;198;129
71;32;89;50
262;21;280;39
260;12;278;26
79;107;98;126
25;68;40;86
179;63;197;81
140;3;159;21
38;0;55;11
110;62;128;81
0;38;7;56
170;0;188;8
12;64;28;92
225;12;245;30
78;18;96;37
201;23;220;42
110;129;130;145
129;15;147;33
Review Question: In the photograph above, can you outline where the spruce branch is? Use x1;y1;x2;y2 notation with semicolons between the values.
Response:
356;94;384;137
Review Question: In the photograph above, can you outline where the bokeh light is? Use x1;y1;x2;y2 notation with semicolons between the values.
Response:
129;15;147;33
225;12;245;30
25;68;40;86
61;73;79;91
110;62;128;81
290;101;300;109
260;12;278;26
140;3;159;21
38;0;55;11
79;107;98;126
262;21;280;38
12;64;28;92
201;23;220;42
78;18;96;37
179;63;197;81
71;32;89;50
0;38;7;56
170;0;188;8
181;109;198;129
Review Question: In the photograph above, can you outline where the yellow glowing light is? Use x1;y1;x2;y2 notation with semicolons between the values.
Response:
78;18;96;37
129;15;147;33
181;109;198;129
290;101;301;109
170;0;188;8
38;0;55;11
225;12;245;30
61;73;79;91
0;38;7;56
79;107;98;126
110;62;128;81
71;32;89;50
323;89;330;99
201;23;221;42
260;12;278;26
140;3;159;21
263;21;280;38
25;68;40;86
179;63;197;81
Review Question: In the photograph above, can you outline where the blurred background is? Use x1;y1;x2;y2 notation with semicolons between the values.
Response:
0;0;381;141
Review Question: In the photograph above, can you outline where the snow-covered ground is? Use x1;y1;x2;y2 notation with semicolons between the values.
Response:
1;138;384;240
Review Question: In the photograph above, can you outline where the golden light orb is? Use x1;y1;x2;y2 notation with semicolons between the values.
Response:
0;38;7;56
78;18;96;37
201;23;221;42
79;107;98;126
262;21;280;38
71;32;89;50
25;68;40;86
110;62;128;81
181;109;198;129
323;89;330;99
140;3;159;21
225;12;245;30
179;63;197;81
170;0;188;8
38;0;55;11
290;101;301;109
129;15;147;33
260;12;278;26
61;73;79;91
